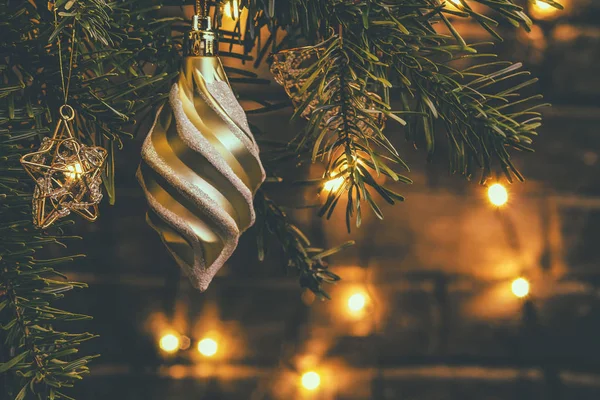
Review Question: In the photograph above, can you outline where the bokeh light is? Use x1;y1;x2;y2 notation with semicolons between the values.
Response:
531;0;561;19
301;371;321;391
197;337;218;357
159;333;180;353
511;277;530;298
347;292;367;313
487;183;508;207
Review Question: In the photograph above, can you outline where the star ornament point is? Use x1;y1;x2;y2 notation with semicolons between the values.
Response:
20;113;107;229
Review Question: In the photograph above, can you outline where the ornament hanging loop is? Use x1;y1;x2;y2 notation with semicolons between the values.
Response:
186;0;217;57
59;104;75;121
54;4;77;108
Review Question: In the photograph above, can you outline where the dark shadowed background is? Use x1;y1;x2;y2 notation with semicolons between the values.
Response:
55;1;600;399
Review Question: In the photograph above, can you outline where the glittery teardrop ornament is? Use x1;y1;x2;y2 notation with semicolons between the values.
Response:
137;16;265;291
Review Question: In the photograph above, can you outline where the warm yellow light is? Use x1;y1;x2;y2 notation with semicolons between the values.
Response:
64;162;83;180
532;0;560;19
323;176;345;193
445;0;461;11
347;292;367;313
301;371;321;391
487;183;508;207
511;278;530;298
535;0;553;9
159;333;180;353
197;337;218;357
224;0;240;19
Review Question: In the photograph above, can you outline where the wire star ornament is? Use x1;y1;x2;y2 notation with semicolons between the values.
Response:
20;105;107;229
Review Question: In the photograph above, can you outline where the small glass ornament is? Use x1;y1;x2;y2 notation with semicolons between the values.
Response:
20;105;107;229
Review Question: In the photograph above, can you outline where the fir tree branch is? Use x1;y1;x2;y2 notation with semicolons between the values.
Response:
269;0;560;229
289;34;411;231
254;190;352;299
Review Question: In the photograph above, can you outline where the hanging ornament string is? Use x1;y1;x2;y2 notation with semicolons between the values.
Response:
54;7;77;113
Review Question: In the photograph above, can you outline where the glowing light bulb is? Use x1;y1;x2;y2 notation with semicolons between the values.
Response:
323;176;345;193
159;333;180;353
445;0;461;11
487;183;508;207
197;337;218;357
511;278;530;298
64;162;83;180
532;0;561;19
224;0;240;19
347;292;367;313
535;0;553;9
301;371;321;391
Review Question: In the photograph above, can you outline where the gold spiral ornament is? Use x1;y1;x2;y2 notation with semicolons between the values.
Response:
137;16;264;291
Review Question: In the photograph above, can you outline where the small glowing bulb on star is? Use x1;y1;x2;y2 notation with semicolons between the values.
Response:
512;278;530;298
197;337;218;357
347;292;367;313
301;371;321;391
488;183;508;207
65;162;83;180
159;333;180;353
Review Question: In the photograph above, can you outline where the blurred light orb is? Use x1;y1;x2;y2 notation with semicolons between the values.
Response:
488;183;508;207
534;0;555;13
159;333;180;353
301;371;321;391
323;176;344;193
347;292;367;313
197;338;218;357
512;278;530;298
532;0;561;19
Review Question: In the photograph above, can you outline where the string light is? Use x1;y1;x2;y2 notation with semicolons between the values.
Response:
347;292;367;313
197;337;218;357
487;183;508;207
323;176;345;193
535;0;553;10
322;155;371;194
159;333;180;353
511;277;530;298
301;371;321;391
531;0;560;19
445;0;461;11
223;0;240;20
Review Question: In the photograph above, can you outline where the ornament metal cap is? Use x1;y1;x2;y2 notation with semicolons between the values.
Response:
185;15;217;57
